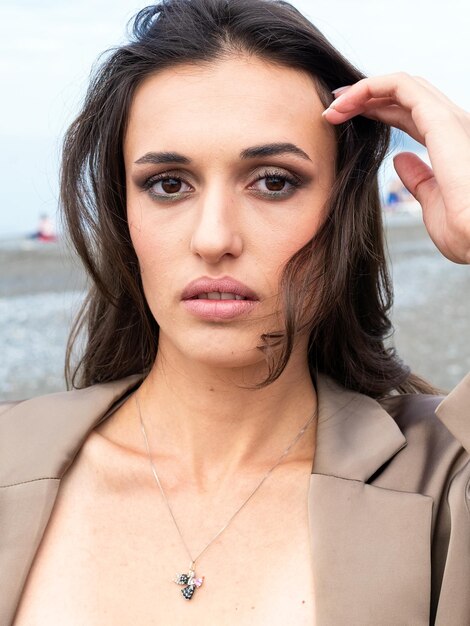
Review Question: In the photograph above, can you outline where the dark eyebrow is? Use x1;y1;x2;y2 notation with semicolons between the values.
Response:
134;152;191;165
239;142;312;162
134;143;312;165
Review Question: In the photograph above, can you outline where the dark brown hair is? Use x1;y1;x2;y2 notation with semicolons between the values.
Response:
61;0;436;397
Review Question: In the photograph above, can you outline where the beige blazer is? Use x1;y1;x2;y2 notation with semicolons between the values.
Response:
1;372;469;625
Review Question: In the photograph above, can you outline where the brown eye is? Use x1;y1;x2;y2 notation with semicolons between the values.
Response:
143;173;193;201
264;176;287;192
160;177;183;193
249;169;302;198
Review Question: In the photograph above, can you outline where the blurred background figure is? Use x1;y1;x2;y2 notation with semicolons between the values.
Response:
30;213;57;242
386;178;407;207
384;177;421;215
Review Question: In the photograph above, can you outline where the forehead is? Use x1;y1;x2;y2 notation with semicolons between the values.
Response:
124;54;335;161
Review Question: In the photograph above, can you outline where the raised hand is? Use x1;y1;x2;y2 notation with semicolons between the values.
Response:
322;73;470;264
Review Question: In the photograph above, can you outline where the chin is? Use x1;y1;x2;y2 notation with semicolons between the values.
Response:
160;330;267;370
192;350;266;371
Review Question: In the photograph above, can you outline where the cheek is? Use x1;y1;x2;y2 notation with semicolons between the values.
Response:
254;203;327;266
128;193;180;263
128;215;181;309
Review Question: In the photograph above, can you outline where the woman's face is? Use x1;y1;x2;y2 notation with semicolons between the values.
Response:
124;54;336;371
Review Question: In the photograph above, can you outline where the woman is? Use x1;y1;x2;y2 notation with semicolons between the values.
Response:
2;0;469;623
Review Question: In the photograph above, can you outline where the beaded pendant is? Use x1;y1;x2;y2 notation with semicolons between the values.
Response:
174;567;205;600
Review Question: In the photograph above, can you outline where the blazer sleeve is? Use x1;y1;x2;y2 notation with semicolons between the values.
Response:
434;373;470;624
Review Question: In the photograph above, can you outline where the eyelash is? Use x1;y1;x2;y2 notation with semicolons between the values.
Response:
140;168;304;203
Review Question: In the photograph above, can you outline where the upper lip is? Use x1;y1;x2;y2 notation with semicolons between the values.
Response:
181;276;259;300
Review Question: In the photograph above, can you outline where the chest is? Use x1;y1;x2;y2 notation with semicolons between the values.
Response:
12;463;316;625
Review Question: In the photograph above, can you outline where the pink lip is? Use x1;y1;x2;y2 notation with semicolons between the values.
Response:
181;276;260;321
182;298;258;320
181;276;259;301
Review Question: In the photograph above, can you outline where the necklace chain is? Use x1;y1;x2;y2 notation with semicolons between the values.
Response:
135;391;317;567
134;390;317;599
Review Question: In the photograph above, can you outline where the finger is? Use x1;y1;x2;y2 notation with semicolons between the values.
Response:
397;152;470;263
412;76;463;113
323;99;425;145
360;104;424;145
393;152;437;208
333;75;461;112
323;96;395;116
420;113;470;215
325;72;461;131
329;78;437;99
384;109;470;216
321;97;395;125
328;73;422;113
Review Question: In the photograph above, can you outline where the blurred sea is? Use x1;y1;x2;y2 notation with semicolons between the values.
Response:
0;239;86;400
1;216;469;401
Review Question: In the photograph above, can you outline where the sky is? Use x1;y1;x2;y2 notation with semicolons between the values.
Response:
0;0;469;237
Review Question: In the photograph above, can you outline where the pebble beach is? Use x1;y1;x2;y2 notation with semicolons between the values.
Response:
1;216;469;401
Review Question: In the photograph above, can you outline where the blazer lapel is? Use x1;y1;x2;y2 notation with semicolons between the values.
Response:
309;375;433;625
435;371;470;454
0;375;142;626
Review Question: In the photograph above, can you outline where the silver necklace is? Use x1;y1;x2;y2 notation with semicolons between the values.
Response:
134;391;317;601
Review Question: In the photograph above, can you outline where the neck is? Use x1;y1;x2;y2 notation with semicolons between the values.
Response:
135;343;317;486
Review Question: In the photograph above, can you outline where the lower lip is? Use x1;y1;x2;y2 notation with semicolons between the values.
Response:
182;298;259;320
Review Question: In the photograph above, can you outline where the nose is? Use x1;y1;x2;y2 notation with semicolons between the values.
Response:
189;185;243;264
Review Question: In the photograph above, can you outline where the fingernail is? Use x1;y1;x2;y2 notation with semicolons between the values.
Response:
322;98;340;115
325;93;356;113
331;85;353;95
